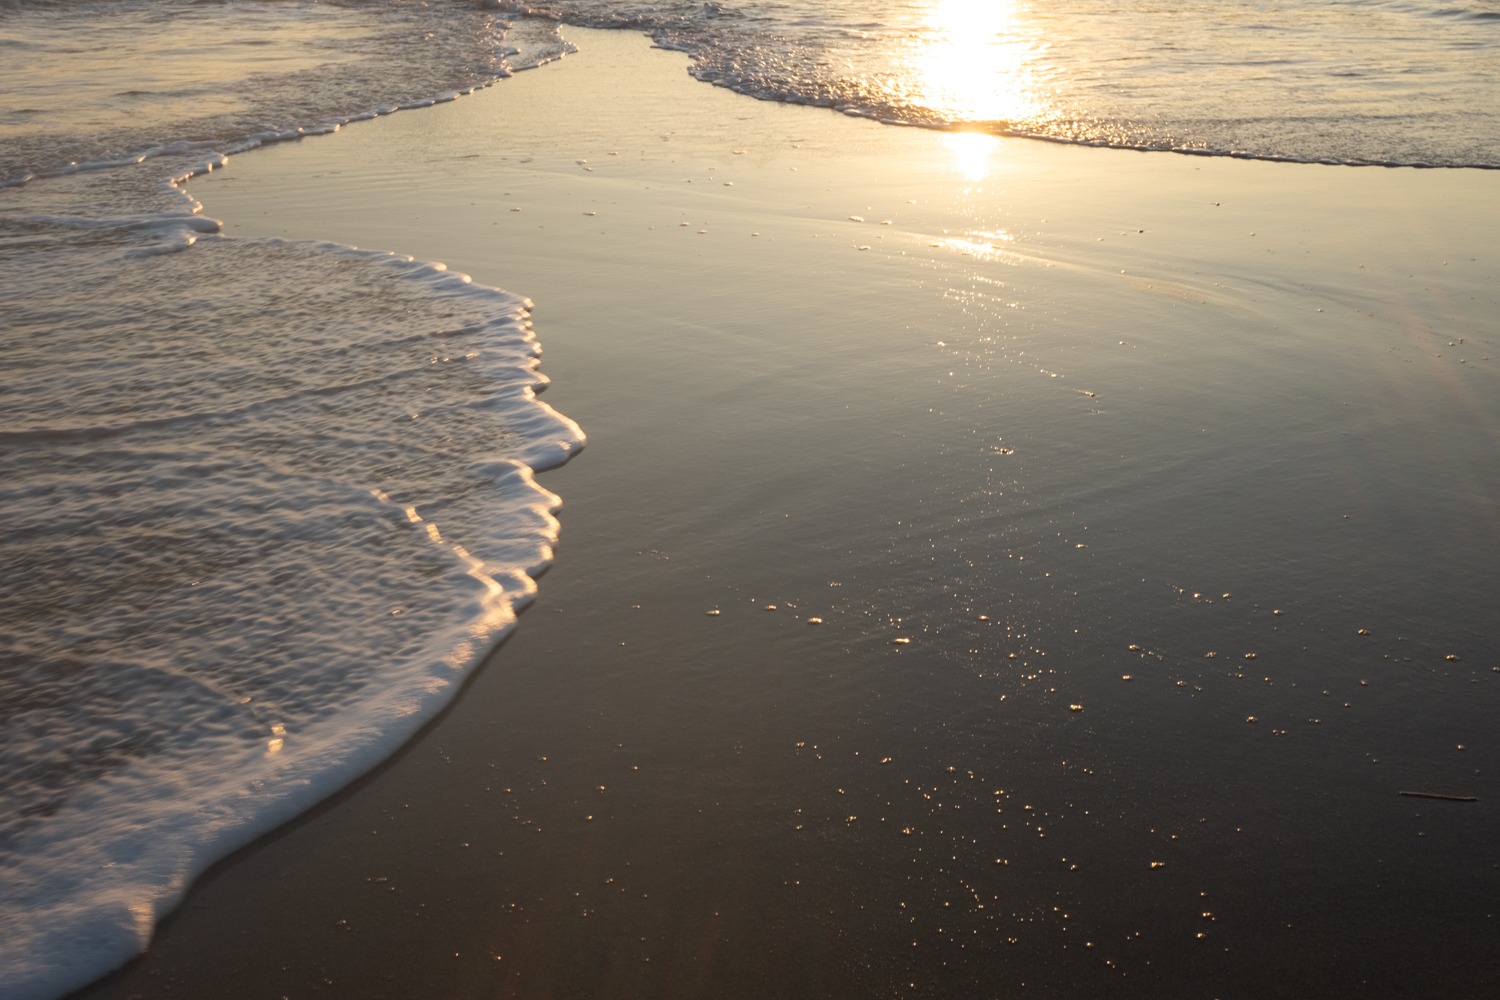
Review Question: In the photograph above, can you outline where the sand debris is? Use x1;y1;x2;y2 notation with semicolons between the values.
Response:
1399;790;1477;802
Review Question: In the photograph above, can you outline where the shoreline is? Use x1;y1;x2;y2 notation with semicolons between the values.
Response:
71;25;1500;1000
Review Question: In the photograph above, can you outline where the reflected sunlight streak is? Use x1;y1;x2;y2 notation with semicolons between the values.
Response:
936;231;1018;264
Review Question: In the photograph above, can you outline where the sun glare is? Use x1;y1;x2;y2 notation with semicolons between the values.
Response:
908;0;1048;126
944;131;1001;182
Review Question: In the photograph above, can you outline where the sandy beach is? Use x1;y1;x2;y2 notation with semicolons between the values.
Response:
70;26;1500;1000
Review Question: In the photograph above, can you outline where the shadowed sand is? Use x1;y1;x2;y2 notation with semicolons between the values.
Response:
73;27;1500;1000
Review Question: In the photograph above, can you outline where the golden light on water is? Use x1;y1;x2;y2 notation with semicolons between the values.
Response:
906;0;1049;126
935;222;1018;263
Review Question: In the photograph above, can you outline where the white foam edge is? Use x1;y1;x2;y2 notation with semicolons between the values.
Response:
0;233;582;1000
5;480;577;1000
250;236;587;471
3;458;548;999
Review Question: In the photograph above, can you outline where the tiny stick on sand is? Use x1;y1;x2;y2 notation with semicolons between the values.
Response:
1398;790;1478;802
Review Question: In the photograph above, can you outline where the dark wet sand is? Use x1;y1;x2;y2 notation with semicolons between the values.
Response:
73;27;1500;1000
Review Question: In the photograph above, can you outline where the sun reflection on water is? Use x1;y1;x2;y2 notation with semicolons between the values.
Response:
904;0;1051;127
935;226;1018;264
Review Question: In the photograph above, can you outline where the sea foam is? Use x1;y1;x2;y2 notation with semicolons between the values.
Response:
0;204;584;997
0;2;584;997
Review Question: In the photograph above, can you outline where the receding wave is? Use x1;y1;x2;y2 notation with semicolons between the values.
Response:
0;2;585;997
0;215;583;999
498;0;1500;168
0;0;574;185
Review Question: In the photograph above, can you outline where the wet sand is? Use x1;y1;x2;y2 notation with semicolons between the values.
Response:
72;27;1500;1000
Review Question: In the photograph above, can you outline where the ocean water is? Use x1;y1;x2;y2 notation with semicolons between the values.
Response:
1;2;584;997
506;0;1500;167
2;1;1497;998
